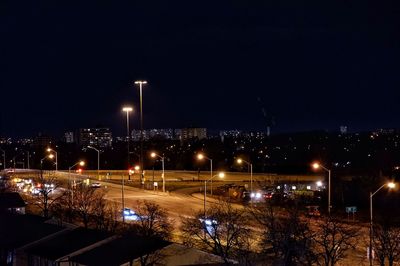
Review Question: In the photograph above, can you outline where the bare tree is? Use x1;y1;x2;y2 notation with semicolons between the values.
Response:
181;201;252;265
123;201;172;266
73;184;105;228
29;171;62;218
92;201;120;232
373;224;400;266
250;202;315;265
313;217;359;266
129;200;172;240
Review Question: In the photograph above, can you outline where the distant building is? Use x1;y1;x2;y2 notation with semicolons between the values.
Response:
220;130;242;141
131;128;175;141
17;138;33;145
64;131;75;143
375;128;396;135
79;128;112;148
180;128;207;141
32;133;52;148
0;192;26;214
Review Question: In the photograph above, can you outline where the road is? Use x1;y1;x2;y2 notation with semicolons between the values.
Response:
7;169;376;264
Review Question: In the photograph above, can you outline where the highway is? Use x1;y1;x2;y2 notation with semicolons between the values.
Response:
5;168;324;222
4;169;373;264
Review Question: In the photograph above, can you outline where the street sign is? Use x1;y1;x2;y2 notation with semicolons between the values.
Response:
345;206;357;213
346;206;357;221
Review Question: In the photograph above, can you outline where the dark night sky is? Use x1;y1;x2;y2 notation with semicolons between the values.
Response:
1;1;399;137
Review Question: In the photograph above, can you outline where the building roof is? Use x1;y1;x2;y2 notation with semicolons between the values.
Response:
0;213;64;249
0;192;26;209
156;243;226;265
23;227;111;261
70;235;170;266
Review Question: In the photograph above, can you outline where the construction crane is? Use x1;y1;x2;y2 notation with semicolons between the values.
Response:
257;97;275;137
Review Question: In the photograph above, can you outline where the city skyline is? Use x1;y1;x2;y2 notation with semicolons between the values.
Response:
1;2;399;137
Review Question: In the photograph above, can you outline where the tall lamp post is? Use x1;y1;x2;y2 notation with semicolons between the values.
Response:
312;162;332;215
40;154;54;170
197;153;213;195
236;158;253;202
0;148;6;170
87;146;100;180
134;80;147;186
68;160;85;200
204;172;224;216
46;148;58;171
122;106;133;168
369;182;396;266
150;152;165;193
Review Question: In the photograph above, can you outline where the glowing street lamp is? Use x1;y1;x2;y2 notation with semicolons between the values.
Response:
369;182;396;266
40;154;55;170
197;153;213;195
134;80;147;186
46;147;58;171
204;172;224;216
312;162;331;215
122;106;133;168
236;158;253;202
68;161;85;186
150;152;165;193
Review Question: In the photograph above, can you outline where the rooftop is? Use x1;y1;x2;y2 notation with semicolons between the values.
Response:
70;235;170;266
0;192;26;209
24;227;111;260
0;213;63;249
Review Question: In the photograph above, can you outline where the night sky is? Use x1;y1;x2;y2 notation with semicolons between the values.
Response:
1;1;399;137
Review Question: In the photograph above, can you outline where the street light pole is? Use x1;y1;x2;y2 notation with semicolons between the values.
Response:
68;161;85;201
87;146;100;180
312;162;331;215
122;107;133;168
46;148;58;171
134;80;147;187
151;152;165;193
204;172;224;217
369;182;396;266
237;158;253;203
197;153;213;195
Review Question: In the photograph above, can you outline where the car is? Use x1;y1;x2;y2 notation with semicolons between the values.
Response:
306;205;321;217
91;182;101;188
199;217;218;235
122;208;143;221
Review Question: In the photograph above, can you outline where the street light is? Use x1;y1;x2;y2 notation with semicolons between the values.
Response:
40;154;54;170
236;158;253;202
312;162;332;215
197;153;213;195
134;80;147;187
204;172;224;216
87;146;100;180
150;152;165;193
46;147;58;171
369;182;396;266
68;160;85;191
122;106;133;169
